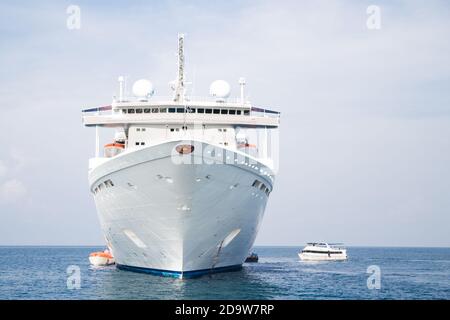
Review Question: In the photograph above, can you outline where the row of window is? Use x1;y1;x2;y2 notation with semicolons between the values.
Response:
122;107;250;116
93;179;114;194
137;127;226;132
169;126;187;132
133;126;229;146
252;180;271;196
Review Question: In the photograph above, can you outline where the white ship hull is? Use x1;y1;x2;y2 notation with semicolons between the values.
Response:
89;141;272;278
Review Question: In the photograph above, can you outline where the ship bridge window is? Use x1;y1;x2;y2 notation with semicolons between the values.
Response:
136;128;141;132
151;108;159;113
142;128;146;131
221;109;228;115
136;108;143;113
198;108;205;113
188;108;196;113
128;109;135;114
169;108;176;113
122;109;127;114
236;110;242;115
160;108;167;113
229;109;236;115
244;110;250;116
176;108;184;113
213;109;220;114
144;108;150;113
205;109;212;114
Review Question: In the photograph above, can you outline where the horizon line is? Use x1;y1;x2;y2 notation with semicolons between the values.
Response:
0;244;448;249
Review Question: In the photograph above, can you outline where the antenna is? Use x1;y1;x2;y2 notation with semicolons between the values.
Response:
239;77;246;105
118;76;124;102
173;33;185;102
190;66;197;98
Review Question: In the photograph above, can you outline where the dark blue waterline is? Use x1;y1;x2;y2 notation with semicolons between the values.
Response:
116;263;243;279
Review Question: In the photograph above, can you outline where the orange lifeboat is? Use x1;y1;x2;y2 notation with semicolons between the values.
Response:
237;142;257;149
104;142;125;158
89;249;115;266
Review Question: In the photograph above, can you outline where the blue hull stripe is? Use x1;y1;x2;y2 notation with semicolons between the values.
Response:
116;263;242;278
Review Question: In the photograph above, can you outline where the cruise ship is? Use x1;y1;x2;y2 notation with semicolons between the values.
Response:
82;35;280;278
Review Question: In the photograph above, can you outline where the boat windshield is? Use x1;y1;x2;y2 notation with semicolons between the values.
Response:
306;243;345;249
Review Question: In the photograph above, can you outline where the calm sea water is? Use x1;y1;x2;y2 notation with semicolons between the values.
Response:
0;246;449;300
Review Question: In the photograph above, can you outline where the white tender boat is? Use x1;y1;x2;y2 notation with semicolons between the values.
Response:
298;243;347;261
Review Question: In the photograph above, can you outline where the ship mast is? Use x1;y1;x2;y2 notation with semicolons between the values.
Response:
173;33;185;102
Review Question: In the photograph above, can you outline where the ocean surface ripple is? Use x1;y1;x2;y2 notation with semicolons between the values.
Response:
0;246;449;300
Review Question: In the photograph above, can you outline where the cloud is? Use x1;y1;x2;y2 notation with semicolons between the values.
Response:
0;179;27;203
0;0;449;245
9;149;28;172
0;161;7;177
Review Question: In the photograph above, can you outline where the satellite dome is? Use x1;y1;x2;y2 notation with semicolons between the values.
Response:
209;80;231;100
132;79;154;98
114;131;126;142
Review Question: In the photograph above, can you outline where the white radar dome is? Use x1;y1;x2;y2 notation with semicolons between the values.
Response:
132;79;154;98
209;80;231;100
114;131;126;142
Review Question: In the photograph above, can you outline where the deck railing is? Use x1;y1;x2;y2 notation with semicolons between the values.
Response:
82;102;280;119
112;95;246;105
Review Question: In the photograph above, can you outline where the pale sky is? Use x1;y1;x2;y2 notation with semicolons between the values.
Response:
0;0;449;246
